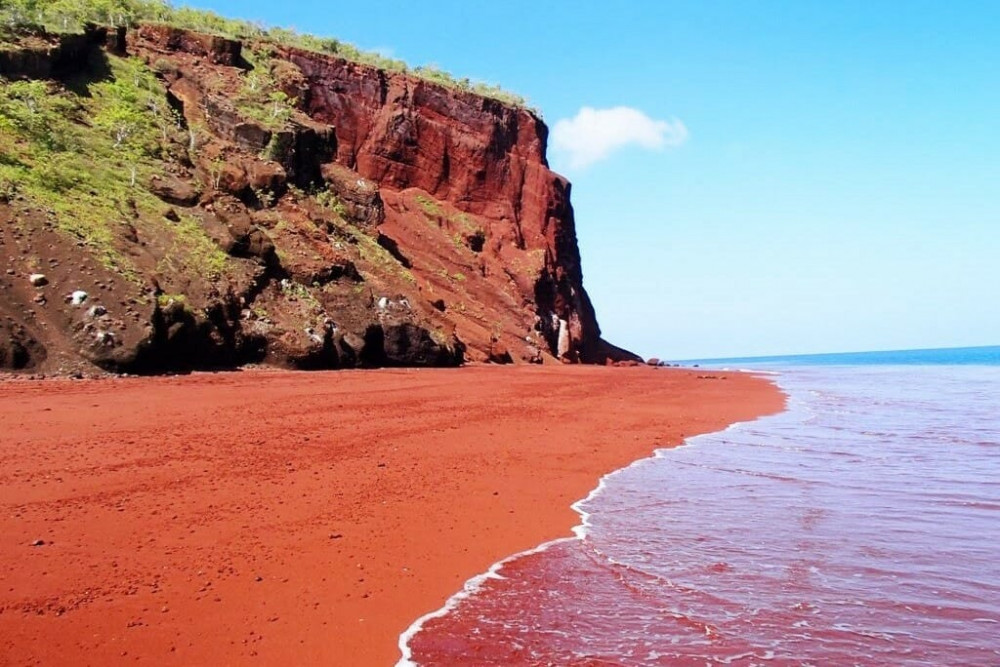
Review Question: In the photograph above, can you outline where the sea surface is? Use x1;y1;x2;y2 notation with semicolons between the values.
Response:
399;347;1000;666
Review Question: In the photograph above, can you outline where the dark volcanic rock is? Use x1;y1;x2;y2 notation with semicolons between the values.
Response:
487;339;513;364
363;323;463;367
0;321;45;370
134;24;244;66
320;163;385;227
0;25;108;80
149;175;201;207
212;198;276;260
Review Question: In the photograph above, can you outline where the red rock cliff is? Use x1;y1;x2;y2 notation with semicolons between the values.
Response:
0;25;638;374
283;47;632;363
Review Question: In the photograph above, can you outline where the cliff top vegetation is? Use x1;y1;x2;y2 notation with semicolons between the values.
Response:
0;0;530;108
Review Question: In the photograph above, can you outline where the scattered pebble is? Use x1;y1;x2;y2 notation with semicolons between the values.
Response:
30;539;45;547
28;273;48;287
69;290;88;306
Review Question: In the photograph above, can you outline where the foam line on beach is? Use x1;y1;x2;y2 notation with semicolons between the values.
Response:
396;370;784;665
395;535;577;667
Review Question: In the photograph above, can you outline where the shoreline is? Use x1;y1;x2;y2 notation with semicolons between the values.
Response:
397;399;784;665
0;366;784;665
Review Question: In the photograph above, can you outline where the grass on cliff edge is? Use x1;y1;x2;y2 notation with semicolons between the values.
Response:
0;53;230;283
0;0;533;110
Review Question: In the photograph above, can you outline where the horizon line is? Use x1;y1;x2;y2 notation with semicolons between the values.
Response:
674;343;1000;364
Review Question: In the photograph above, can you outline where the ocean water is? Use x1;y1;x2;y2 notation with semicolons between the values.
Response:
681;344;1000;368
399;348;1000;666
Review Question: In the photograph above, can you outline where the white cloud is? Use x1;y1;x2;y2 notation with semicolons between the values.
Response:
551;106;688;169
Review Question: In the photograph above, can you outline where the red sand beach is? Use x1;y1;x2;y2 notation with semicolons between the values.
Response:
0;366;782;665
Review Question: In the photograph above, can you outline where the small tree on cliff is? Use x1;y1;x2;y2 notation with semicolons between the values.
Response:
2;0;39;27
268;91;291;122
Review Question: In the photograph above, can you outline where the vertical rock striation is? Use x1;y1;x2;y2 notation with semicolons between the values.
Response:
283;48;631;363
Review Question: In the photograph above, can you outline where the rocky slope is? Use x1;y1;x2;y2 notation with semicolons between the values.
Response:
0;24;639;374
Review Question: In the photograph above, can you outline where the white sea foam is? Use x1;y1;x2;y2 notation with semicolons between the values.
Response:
396;369;782;665
395;535;576;666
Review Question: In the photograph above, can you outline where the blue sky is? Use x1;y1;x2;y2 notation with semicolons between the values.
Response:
181;1;1000;359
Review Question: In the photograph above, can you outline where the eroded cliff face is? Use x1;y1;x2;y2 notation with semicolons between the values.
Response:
0;24;638;374
283;45;625;363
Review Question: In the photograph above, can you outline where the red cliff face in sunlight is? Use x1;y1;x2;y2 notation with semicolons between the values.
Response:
0;26;638;373
284;47;635;364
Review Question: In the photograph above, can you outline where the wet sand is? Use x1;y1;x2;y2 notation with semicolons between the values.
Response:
0;366;783;666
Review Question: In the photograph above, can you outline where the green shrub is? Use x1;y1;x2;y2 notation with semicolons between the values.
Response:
0;168;20;202
156;292;187;308
316;189;347;217
415;193;441;216
0;55;197;282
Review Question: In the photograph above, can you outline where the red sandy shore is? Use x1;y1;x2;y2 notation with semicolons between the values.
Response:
0;366;783;666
